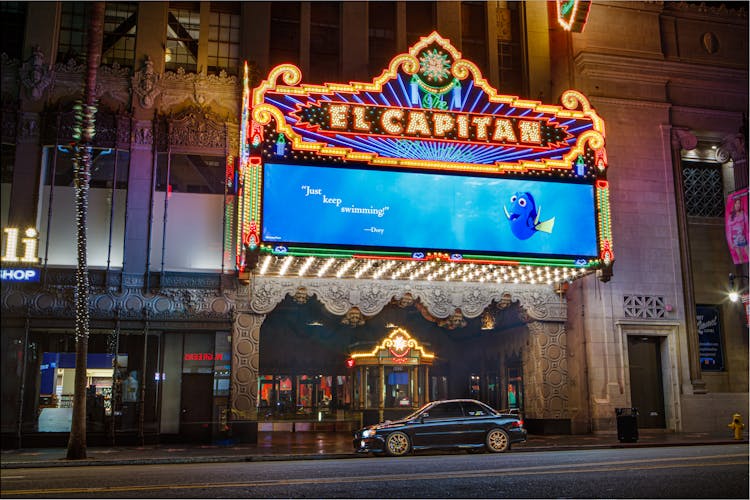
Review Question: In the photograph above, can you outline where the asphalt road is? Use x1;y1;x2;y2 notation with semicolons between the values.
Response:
1;444;747;498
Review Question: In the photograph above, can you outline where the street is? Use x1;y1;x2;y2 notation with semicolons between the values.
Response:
1;444;747;498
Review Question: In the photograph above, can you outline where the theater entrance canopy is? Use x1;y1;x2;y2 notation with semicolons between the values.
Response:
236;32;612;288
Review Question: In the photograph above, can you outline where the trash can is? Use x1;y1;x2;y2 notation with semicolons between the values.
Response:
615;407;639;443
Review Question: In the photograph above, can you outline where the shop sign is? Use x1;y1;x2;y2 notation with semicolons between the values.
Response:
1;268;40;282
697;305;724;371
2;227;39;263
184;352;225;361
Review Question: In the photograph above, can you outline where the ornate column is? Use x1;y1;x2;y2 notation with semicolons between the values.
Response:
670;127;706;394
523;321;569;420
230;310;264;420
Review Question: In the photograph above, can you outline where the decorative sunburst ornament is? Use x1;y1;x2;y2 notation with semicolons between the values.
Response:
392;335;408;352
419;49;451;83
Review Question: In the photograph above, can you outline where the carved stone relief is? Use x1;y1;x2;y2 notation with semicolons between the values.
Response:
159;68;239;118
0;283;237;323
19;46;54;101
131;56;161;110
671;128;698;151
248;276;567;322
231;311;264;418
523;321;569;420
717;133;747;164
132;119;153;150
167;107;226;151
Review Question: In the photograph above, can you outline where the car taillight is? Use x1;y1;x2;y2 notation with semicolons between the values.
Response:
510;419;524;428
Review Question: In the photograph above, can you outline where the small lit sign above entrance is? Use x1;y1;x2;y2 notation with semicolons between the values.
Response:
350;328;434;366
2;227;40;282
238;32;613;284
556;0;592;33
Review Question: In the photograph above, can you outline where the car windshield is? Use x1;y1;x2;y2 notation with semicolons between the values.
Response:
404;402;435;421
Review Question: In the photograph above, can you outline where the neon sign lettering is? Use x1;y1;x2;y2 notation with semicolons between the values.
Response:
184;352;224;361
296;102;561;148
2;227;39;263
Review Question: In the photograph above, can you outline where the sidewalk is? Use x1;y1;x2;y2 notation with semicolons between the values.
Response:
1;430;746;469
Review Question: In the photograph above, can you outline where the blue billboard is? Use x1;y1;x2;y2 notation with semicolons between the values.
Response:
262;163;598;258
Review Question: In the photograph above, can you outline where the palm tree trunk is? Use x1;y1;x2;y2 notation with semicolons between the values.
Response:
66;1;105;460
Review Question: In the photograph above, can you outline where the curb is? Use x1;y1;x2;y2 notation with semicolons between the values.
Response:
2;440;746;469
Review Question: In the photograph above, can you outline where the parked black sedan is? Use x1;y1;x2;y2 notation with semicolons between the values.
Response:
353;399;527;456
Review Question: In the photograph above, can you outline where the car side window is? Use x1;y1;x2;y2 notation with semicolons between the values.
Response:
425;402;463;419
462;402;488;417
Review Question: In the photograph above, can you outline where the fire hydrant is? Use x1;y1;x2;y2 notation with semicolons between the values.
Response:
728;413;745;440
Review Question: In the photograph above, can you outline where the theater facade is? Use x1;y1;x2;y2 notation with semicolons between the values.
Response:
226;31;611;434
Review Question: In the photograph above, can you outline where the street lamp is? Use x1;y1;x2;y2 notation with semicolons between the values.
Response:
728;273;748;303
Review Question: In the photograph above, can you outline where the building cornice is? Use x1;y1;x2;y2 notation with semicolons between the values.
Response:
575;51;747;91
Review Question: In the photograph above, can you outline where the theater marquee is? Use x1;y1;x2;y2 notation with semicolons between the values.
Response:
236;32;613;285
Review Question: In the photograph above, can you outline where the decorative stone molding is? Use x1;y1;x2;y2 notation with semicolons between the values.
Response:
132;119;153;149
159;67;239;119
717;133;747;164
671;128;698;151
96;63;131;107
167;107;226;151
248;276;567;322
0;283;236;323
131;56;161;110
701;32;720;54
19;46;54;101
523;321;569;420
669;1;748;17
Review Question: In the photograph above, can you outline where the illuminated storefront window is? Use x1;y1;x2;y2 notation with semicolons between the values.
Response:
38;146;129;268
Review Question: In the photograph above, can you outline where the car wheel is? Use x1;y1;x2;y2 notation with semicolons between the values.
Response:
485;428;510;453
385;431;411;456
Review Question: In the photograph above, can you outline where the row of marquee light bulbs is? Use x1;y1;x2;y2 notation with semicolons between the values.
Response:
256;254;588;286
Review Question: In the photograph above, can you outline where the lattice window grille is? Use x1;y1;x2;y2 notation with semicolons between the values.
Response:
683;166;724;217
624;295;666;319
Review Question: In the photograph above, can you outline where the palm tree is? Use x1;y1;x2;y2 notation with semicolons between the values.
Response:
66;1;105;460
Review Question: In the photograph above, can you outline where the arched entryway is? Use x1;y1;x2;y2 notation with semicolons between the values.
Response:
230;277;572;436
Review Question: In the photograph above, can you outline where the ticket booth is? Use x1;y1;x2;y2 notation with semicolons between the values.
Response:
348;328;434;425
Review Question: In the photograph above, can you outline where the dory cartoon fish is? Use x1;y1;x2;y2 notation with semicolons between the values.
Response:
503;192;555;240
